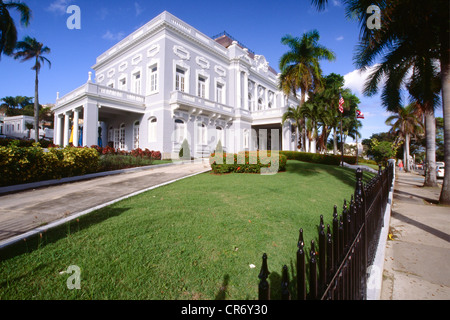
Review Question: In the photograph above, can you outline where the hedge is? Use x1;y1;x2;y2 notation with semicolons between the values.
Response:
279;151;357;166
0;144;99;187
209;151;287;174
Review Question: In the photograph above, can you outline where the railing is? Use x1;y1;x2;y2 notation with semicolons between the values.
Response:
56;83;145;107
170;91;234;115
258;164;394;300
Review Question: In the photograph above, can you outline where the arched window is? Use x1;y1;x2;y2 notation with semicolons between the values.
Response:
133;121;140;149
258;98;263;110
174;119;185;143
148;118;157;143
119;123;126;150
197;122;207;145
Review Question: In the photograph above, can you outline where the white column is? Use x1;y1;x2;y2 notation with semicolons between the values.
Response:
236;69;241;109
73;108;80;147
243;72;249;110
264;88;268;110
83;102;98;147
56;114;63;146
63;112;70;147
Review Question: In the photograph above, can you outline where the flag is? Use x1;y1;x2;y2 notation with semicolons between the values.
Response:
338;95;344;113
356;110;364;119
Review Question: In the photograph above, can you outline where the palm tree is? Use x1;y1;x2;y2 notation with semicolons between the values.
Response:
385;103;424;172
310;0;450;203
13;36;51;142
281;105;303;151
279;30;335;151
0;0;31;57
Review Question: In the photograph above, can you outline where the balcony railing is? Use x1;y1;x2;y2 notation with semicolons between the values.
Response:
170;91;234;115
56;82;145;107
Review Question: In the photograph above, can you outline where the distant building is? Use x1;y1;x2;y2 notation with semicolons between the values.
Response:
53;11;299;158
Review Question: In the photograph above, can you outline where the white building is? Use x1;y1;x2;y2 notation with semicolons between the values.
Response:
53;11;299;159
1;115;33;139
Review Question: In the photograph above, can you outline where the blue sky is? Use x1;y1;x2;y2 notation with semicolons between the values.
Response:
2;0;439;141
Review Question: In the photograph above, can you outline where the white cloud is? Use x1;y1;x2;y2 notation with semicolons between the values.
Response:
336;36;344;41
102;30;125;42
343;64;384;96
47;0;73;15
134;2;144;16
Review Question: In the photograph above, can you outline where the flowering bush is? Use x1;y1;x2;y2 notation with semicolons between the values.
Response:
0;144;99;187
209;151;287;174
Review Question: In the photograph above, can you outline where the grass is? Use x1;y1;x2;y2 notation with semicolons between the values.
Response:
0;160;375;300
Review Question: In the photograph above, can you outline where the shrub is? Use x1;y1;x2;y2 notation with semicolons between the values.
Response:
0;145;100;187
280;151;356;166
209;151;287;174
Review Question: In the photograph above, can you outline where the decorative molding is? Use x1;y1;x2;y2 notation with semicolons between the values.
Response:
214;65;226;77
173;45;190;60
118;61;128;72
196;56;210;69
131;54;143;65
147;44;160;57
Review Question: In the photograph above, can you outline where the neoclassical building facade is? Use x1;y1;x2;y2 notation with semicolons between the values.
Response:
53;11;299;159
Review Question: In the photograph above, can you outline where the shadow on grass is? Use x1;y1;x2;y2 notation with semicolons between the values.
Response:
0;207;131;261
287;161;376;190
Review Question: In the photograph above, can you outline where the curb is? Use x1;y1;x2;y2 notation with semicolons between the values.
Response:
366;168;396;300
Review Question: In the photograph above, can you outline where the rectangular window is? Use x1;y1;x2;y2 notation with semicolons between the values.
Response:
133;72;141;95
119;78;127;91
216;83;223;104
176;68;185;92
150;65;158;93
198;76;206;98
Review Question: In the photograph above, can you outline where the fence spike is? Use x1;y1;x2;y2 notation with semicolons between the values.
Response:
298;228;304;249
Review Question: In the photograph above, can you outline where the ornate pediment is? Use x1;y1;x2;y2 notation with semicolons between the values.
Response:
254;55;269;73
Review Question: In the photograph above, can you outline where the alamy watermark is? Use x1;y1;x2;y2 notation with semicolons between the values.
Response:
60;265;81;290
366;5;381;30
66;5;81;30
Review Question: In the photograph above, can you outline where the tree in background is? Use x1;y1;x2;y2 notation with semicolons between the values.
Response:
13;36;51;142
278;30;335;151
385;103;424;172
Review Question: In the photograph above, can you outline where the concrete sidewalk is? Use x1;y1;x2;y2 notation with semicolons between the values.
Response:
381;170;450;300
0;160;211;248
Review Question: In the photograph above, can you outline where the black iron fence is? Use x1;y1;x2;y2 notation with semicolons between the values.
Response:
258;164;394;300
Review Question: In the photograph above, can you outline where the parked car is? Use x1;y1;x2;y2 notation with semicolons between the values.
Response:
437;165;445;178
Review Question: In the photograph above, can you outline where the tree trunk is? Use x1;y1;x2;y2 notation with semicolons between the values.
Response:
333;127;337;155
424;110;438;187
34;66;39;143
439;50;450;204
404;133;410;172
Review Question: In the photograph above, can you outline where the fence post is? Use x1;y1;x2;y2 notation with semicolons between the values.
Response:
281;265;290;300
258;253;270;300
326;224;333;283
319;215;326;292
332;205;339;268
309;240;318;299
297;228;306;300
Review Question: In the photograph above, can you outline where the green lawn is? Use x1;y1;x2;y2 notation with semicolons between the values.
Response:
0;160;374;300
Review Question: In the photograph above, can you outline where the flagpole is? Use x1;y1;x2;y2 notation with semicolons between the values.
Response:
340;114;344;166
356;108;359;165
